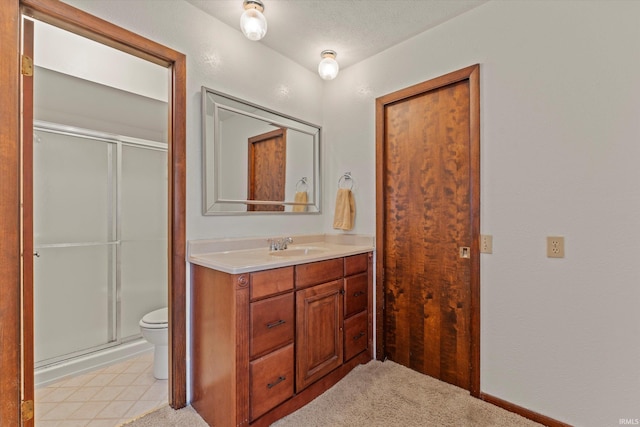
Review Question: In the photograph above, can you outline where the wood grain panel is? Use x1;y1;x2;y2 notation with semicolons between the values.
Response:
295;279;344;391
0;1;22;425
250;266;294;301
377;65;480;392
438;81;471;389
248;128;286;211
382;98;412;367
191;266;250;427
249;344;294;421
250;293;294;358
294;258;343;289
344;253;368;276
344;310;368;361
344;273;368;318
168;49;188;410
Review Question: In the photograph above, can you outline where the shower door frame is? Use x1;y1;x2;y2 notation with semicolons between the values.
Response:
32;122;169;369
0;0;187;424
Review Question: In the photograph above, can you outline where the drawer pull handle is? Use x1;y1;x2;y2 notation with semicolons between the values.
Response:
353;291;365;297
267;376;286;389
266;319;286;329
353;331;365;341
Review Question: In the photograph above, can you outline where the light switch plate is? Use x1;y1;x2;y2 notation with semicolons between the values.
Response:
547;236;565;258
480;235;493;254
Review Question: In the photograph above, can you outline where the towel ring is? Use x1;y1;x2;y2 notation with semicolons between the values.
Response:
338;172;354;190
296;177;308;192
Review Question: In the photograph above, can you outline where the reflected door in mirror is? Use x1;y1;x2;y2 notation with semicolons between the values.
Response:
248;128;286;211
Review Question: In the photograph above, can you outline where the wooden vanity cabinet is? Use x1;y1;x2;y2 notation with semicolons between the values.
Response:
191;252;372;427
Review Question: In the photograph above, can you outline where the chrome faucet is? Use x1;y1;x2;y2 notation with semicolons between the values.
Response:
268;237;293;251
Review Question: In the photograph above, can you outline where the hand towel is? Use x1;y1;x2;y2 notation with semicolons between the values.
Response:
293;191;308;212
333;188;356;230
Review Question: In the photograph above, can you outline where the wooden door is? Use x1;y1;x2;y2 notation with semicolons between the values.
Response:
295;279;344;392
375;65;480;394
247;128;286;211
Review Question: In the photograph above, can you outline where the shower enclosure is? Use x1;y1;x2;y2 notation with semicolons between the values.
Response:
33;121;167;385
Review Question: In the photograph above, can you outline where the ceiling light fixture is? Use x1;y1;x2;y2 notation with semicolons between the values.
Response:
240;0;267;41
318;50;339;80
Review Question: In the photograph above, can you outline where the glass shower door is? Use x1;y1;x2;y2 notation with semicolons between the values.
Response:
120;143;167;339
33;128;117;366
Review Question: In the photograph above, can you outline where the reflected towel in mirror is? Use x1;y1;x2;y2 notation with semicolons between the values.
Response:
293;191;308;212
333;188;355;230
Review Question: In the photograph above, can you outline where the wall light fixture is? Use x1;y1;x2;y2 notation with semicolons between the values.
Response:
318;50;339;80
241;0;267;41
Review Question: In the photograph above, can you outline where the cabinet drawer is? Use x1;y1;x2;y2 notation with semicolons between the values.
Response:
344;253;368;276
344;310;368;361
250;293;294;359
295;258;343;289
250;343;294;422
344;273;368;318
250;266;294;301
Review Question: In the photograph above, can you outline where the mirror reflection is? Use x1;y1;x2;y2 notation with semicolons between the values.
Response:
202;87;321;214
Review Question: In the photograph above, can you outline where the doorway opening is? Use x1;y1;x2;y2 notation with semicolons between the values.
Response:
9;1;187;425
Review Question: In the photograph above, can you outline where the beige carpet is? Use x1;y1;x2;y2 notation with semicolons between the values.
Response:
122;360;543;427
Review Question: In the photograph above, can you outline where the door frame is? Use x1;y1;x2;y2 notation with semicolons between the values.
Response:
375;64;480;397
0;0;187;424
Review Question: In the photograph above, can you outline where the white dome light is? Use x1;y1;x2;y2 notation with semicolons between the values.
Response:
240;0;267;41
318;50;339;80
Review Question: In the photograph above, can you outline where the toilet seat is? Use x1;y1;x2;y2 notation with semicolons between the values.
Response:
140;307;168;329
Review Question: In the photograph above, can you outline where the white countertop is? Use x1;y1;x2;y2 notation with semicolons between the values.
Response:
187;234;375;274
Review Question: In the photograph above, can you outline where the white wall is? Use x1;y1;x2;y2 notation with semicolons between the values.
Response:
34;19;168;102
322;1;640;426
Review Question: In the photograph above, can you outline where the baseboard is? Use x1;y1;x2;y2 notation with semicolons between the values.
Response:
480;392;573;427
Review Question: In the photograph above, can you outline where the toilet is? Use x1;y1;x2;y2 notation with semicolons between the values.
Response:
139;307;168;380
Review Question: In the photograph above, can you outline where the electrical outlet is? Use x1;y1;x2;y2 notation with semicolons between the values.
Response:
480;234;493;254
547;236;565;258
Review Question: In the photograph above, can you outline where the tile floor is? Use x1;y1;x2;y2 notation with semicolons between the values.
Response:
35;351;167;426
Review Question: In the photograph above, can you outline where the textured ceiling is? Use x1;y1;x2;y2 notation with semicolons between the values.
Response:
185;0;488;72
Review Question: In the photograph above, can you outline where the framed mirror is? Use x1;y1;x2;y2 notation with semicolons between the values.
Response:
202;86;321;215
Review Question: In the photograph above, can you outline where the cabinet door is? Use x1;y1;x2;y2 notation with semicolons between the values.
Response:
295;279;344;392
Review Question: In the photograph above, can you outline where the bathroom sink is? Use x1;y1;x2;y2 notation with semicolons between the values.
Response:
269;247;326;257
